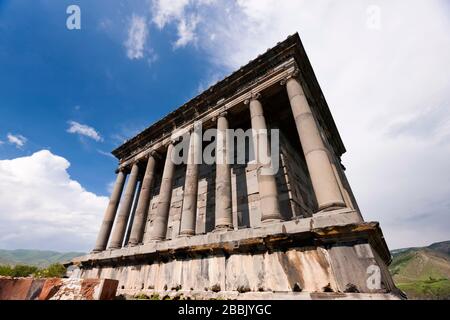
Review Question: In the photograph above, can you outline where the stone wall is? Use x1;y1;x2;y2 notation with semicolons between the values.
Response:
277;131;316;218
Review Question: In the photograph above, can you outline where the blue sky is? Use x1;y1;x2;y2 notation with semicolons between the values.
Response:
0;0;226;196
0;0;449;252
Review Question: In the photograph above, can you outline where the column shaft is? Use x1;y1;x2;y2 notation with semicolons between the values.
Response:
128;154;156;246
123;180;142;244
286;77;345;211
92;170;126;252
248;96;283;221
108;163;140;248
215;113;233;229
150;143;175;240
179;131;200;236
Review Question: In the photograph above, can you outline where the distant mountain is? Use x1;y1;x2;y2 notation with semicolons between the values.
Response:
0;249;85;268
390;240;450;300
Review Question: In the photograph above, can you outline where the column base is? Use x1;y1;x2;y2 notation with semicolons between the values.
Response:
179;230;195;237
127;242;140;247
213;225;234;232
318;201;346;212
148;237;165;241
261;217;283;224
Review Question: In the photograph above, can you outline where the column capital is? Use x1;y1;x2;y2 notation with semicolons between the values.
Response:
164;137;179;148
121;161;139;173
244;91;261;105
116;165;131;174
193;121;202;131
150;149;160;158
163;140;172;148
144;149;160;160
218;110;228;118
212;111;228;122
115;166;125;174
280;67;300;86
187;126;195;134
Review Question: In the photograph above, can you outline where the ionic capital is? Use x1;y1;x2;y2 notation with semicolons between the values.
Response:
244;91;261;105
212;111;228;122
218;111;228;118
280;67;300;86
166;135;182;147
151;149;160;157
118;164;132;174
145;149;160;160
115;166;126;174
193;121;202;131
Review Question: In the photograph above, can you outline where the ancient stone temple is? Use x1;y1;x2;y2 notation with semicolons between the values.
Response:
69;33;401;299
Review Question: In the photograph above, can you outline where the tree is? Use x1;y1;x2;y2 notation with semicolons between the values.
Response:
36;263;67;278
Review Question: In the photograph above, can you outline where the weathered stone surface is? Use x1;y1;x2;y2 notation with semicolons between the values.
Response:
0;277;37;300
72;221;400;299
26;278;46;300
38;278;63;300
0;277;118;300
44;278;118;300
121;290;400;300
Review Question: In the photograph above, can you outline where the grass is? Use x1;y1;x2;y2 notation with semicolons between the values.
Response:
396;278;450;300
0;263;67;278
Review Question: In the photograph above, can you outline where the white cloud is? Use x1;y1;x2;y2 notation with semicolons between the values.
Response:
152;0;190;29
97;149;115;159
150;0;450;248
124;15;148;60
0;150;109;251
150;0;205;47
7;133;27;148
174;15;200;48
147;51;159;66
67;121;103;142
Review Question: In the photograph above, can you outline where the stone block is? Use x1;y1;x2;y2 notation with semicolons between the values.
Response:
0;277;38;300
39;278;118;300
38;278;63;300
0;277;118;300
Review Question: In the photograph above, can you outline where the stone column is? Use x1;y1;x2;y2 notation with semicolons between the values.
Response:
179;127;201;236
285;75;345;211
150;142;175;240
108;162;140;249
128;151;157;246
214;112;233;230
92;169;126;252
246;93;283;222
123;180;142;245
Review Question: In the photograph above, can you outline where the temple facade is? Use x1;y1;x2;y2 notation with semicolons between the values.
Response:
70;34;401;299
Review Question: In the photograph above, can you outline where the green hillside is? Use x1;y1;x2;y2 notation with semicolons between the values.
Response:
390;240;450;300
0;249;84;268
